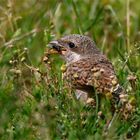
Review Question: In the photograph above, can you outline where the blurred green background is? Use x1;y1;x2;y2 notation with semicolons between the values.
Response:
0;0;140;140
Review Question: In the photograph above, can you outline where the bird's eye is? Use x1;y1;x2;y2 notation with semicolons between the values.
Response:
68;42;75;48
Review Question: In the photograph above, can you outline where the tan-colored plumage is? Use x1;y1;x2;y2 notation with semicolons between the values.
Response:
64;55;117;93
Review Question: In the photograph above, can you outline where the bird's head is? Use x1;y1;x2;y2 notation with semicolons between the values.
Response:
49;34;100;63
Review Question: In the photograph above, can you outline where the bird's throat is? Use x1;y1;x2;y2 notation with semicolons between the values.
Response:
65;51;82;64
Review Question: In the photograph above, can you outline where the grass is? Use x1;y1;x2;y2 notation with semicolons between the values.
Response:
0;0;140;139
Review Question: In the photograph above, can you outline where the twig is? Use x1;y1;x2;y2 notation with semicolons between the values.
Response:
24;63;40;74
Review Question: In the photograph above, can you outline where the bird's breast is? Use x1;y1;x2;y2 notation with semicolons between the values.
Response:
63;57;119;97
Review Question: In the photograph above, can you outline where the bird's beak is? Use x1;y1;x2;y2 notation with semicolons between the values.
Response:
48;40;67;55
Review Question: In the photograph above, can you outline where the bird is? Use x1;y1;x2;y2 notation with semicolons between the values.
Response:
47;34;133;117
